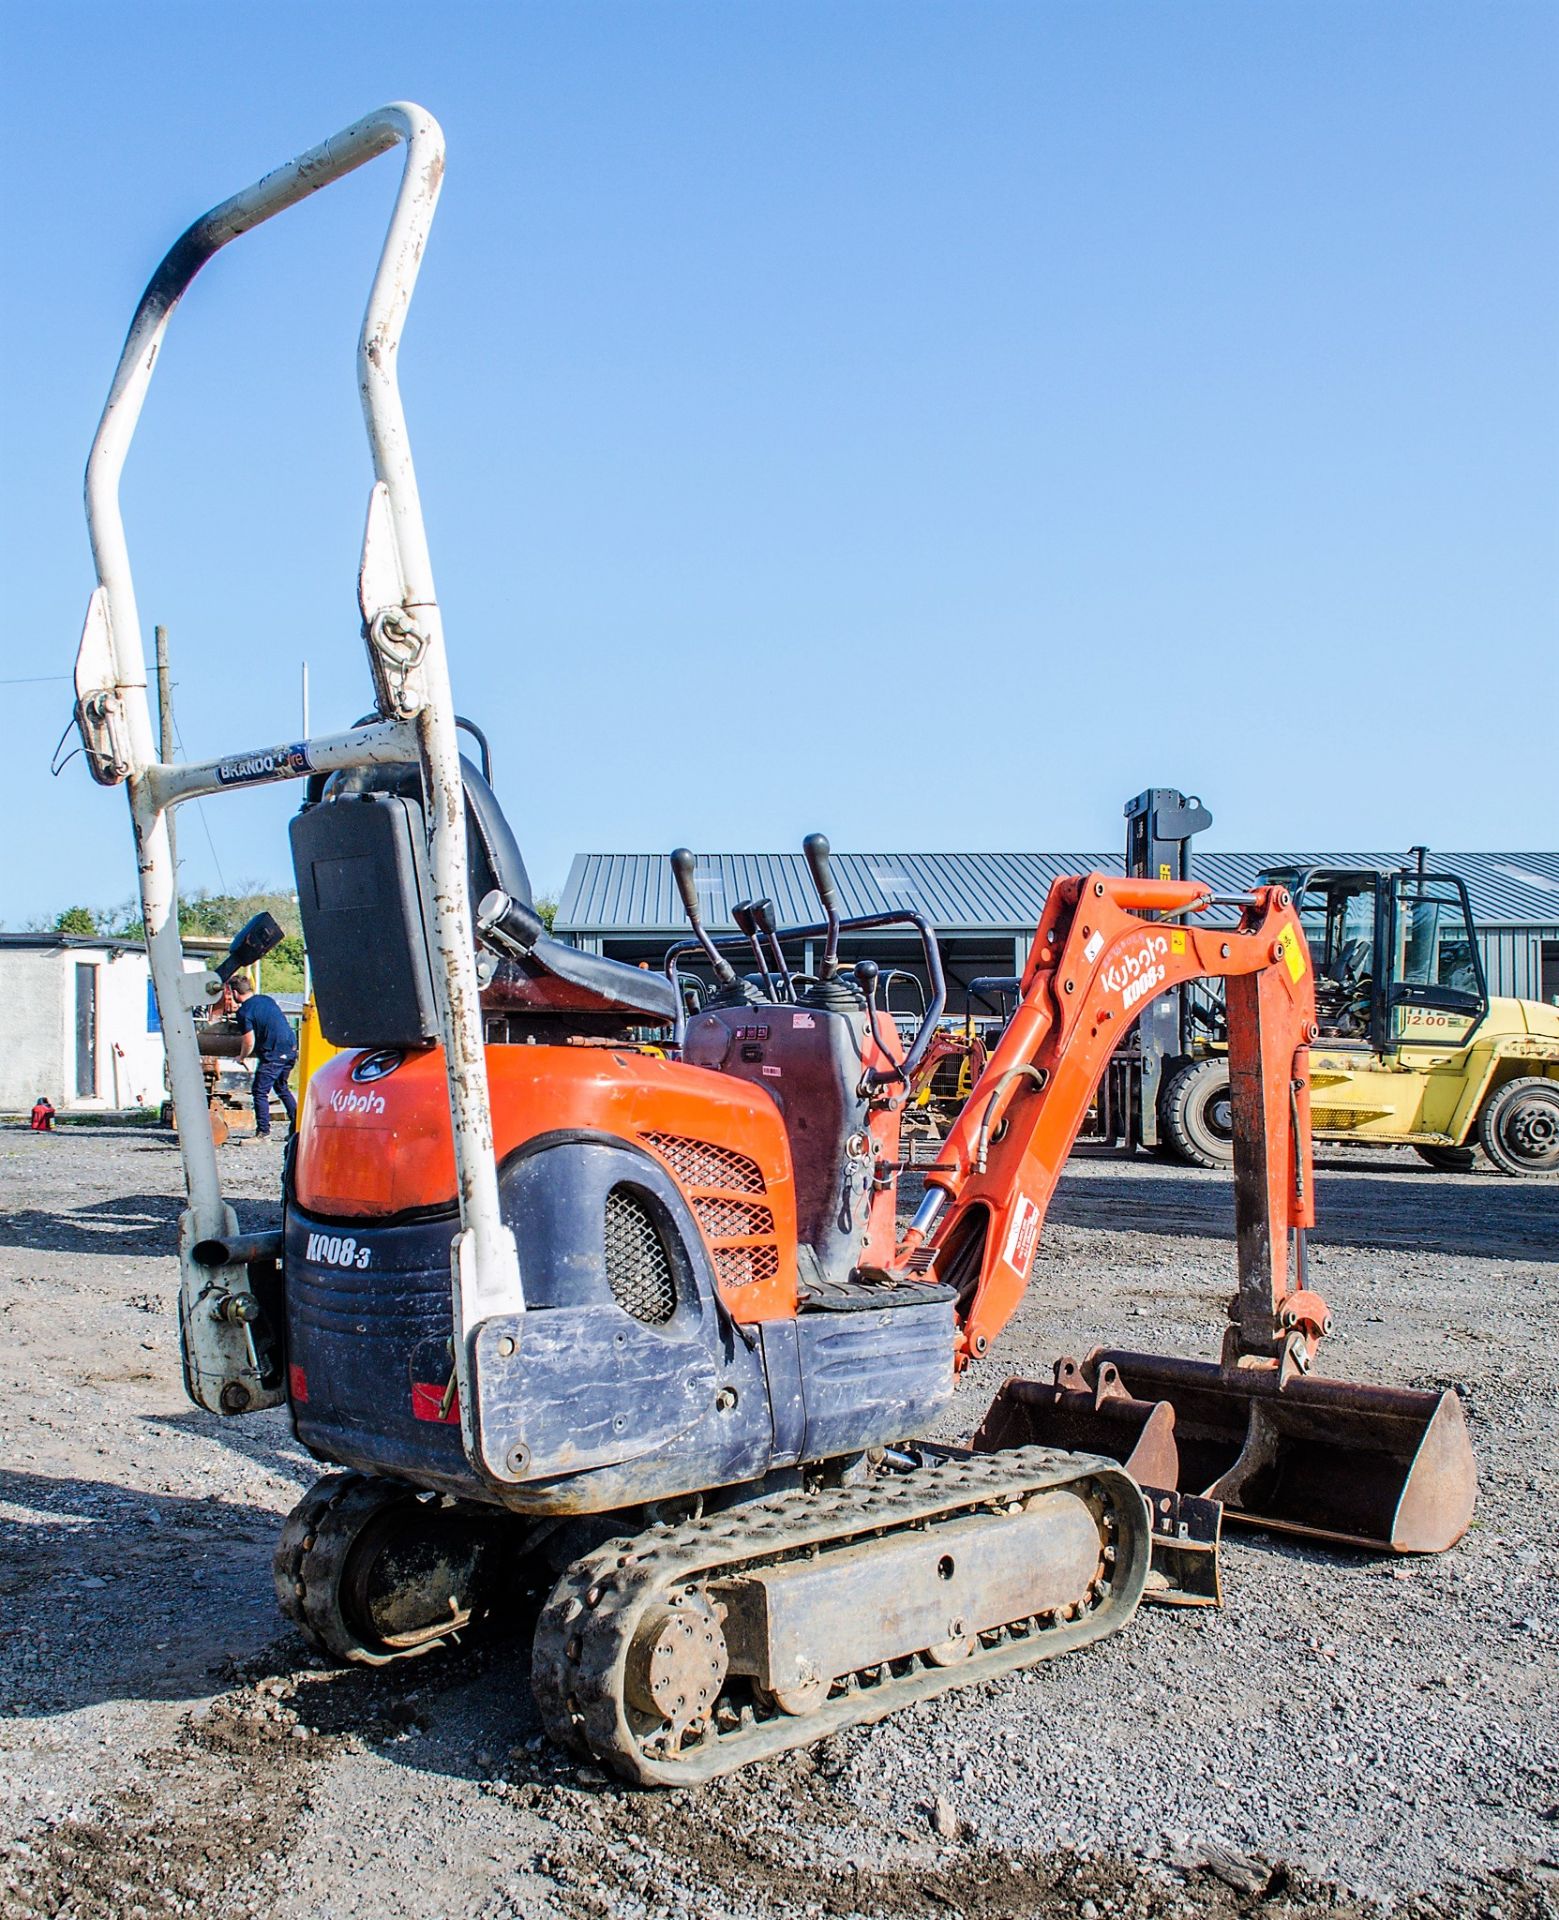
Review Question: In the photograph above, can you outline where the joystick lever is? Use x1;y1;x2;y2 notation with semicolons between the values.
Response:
732;901;780;1001
803;832;842;980
751;898;794;1001
670;848;737;984
853;957;906;1087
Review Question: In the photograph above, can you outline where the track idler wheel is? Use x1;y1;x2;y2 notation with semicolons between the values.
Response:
274;1472;513;1666
751;1670;828;1715
923;1631;978;1668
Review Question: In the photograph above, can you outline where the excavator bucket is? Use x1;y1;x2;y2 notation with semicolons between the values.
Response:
975;1351;1477;1557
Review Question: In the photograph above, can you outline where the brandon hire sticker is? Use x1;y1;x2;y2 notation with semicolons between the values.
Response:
215;741;312;785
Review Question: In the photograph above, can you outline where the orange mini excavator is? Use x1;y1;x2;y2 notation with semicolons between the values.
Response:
74;105;1476;1785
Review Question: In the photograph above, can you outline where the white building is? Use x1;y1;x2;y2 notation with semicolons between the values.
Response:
0;934;195;1115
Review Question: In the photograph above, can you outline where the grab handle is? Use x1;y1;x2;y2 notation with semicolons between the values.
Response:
86;103;446;717
76;105;529;1431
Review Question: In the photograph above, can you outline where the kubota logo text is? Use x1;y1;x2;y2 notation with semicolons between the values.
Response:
1101;935;1170;1012
305;1232;371;1270
330;1088;387;1116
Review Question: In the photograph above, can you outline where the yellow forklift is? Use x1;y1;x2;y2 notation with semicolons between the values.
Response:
1159;845;1559;1177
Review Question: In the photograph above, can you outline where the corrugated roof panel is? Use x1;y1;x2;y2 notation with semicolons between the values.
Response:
556;850;1559;935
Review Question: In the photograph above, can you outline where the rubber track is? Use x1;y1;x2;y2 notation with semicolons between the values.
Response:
532;1445;1150;1786
273;1471;457;1667
273;1471;362;1657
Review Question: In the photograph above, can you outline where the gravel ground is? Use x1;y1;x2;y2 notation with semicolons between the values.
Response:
1;1123;1556;1920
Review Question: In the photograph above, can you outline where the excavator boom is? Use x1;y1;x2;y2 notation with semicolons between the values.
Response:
903;874;1476;1558
907;874;1317;1369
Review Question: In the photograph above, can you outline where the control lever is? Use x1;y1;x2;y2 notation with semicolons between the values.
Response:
853;958;906;1087
731;901;780;1001
803;832;842;980
670;849;738;985
750;898;795;1002
216;911;285;985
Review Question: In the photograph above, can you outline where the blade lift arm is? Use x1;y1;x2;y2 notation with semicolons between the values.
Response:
899;875;1324;1379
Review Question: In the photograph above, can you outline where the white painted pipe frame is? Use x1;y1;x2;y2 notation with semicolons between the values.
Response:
80;104;524;1461
145;719;418;809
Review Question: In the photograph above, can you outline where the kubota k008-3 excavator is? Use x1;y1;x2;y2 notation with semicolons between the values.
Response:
72;105;1477;1785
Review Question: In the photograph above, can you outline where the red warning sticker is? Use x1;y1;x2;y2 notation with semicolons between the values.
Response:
1002;1195;1042;1277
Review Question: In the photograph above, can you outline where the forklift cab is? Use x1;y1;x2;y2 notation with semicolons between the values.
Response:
1258;864;1488;1055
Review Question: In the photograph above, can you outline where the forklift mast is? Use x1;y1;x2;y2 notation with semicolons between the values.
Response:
1122;788;1212;1147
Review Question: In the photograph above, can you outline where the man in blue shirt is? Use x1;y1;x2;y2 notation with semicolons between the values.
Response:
230;974;298;1139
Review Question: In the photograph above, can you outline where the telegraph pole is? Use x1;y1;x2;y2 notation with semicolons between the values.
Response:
155;624;177;875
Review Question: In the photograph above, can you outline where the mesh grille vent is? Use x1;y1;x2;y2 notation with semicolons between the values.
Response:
639;1132;765;1193
692;1196;776;1239
603;1188;677;1324
713;1244;781;1291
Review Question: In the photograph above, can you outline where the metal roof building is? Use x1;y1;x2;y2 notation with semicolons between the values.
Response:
557;851;1559;1007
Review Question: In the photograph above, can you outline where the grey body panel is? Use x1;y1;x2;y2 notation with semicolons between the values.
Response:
283;1133;953;1514
684;1002;875;1285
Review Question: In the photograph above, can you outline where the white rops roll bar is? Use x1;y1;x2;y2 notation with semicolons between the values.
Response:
74;104;524;1467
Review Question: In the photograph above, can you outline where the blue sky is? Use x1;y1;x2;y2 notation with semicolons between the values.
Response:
3;2;1555;926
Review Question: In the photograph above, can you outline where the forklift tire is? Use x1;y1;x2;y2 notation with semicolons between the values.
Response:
1477;1077;1559;1178
1414;1144;1477;1173
1160;1060;1235;1170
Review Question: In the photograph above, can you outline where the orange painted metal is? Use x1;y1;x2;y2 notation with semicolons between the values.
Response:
296;1044;799;1322
296;875;1317;1363
920;875;1476;1554
860;1012;910;1270
902;875;1318;1368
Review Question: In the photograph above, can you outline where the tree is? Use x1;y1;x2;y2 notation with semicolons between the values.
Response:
264;934;307;995
54;906;99;937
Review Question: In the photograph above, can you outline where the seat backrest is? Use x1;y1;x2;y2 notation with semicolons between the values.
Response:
291;790;441;1049
322;756;533;907
292;760;676;1047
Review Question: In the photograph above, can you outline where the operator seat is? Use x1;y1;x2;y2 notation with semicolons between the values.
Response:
292;755;675;1050
1322;937;1370;987
1313;937;1372;1040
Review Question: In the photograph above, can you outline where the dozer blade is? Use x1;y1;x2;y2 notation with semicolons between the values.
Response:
972;1359;1222;1606
976;1351;1477;1557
